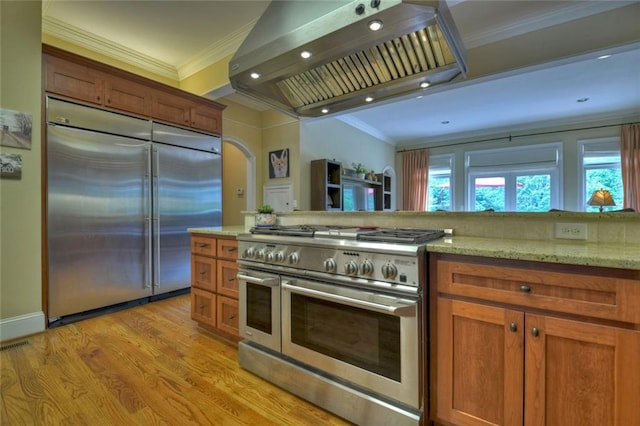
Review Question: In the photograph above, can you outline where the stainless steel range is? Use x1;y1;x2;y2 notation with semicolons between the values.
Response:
236;225;446;426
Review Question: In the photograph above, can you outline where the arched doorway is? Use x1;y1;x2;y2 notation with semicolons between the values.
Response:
222;136;255;226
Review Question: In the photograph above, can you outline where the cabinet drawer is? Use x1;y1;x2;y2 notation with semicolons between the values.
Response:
191;236;216;256
216;260;239;298
191;288;216;327
217;239;238;260
191;255;216;291
217;296;239;336
435;257;640;324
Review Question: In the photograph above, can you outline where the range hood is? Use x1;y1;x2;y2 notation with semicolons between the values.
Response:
229;0;467;118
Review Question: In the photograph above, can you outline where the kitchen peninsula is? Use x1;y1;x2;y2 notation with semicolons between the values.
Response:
188;211;639;426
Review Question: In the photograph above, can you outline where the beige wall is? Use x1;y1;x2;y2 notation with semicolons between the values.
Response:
0;1;44;340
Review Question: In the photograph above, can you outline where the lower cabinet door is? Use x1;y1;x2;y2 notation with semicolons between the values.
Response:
525;314;640;426
216;296;239;336
191;288;216;327
435;298;524;426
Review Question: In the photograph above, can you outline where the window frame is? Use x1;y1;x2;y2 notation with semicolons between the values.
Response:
577;137;622;211
428;154;454;211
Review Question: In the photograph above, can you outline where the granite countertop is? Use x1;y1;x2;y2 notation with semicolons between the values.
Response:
427;236;640;270
187;226;247;237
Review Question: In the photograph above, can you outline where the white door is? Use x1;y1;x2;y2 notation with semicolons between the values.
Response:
263;183;293;211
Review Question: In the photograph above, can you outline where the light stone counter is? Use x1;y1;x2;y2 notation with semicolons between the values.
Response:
426;236;640;270
187;226;248;237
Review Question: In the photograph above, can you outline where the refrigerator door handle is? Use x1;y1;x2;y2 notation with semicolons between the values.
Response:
145;145;152;289
152;147;160;289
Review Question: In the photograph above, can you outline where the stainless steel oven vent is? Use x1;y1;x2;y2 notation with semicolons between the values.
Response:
229;0;467;118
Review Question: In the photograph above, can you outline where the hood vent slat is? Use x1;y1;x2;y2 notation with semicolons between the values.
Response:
230;0;467;117
276;23;456;109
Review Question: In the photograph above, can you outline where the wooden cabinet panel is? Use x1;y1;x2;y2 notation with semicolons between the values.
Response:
436;298;524;426
216;239;238;260
191;236;216;257
216;260;238;298
525;314;640;426
45;55;103;105
191;255;216;291
151;91;191;127
431;254;640;426
435;258;640;324
190;234;239;341
104;75;150;116
191;288;216;327
217;296;239;336
191;104;222;135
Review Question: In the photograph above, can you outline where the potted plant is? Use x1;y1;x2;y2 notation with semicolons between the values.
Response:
255;204;276;227
352;162;367;179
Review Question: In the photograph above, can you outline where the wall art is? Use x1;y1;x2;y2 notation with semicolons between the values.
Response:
269;148;289;179
0;108;33;150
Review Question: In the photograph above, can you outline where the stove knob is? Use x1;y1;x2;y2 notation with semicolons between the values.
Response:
256;249;266;260
361;260;374;276
266;251;275;262
324;258;337;272
274;251;285;262
288;252;300;265
345;260;359;275
382;263;398;279
244;247;255;259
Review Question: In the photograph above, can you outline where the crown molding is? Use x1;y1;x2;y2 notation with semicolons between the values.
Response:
177;18;258;81
463;1;630;49
42;16;179;80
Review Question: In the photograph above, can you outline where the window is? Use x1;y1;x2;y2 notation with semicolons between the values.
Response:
579;138;623;212
428;154;453;211
466;143;561;212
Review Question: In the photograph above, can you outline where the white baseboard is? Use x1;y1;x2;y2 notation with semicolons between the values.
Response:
0;311;45;342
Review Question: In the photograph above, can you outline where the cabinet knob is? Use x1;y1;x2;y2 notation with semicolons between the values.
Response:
532;327;540;337
509;322;518;332
519;285;531;293
228;314;235;320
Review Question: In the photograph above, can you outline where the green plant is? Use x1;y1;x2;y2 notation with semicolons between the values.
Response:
257;204;274;214
351;162;366;174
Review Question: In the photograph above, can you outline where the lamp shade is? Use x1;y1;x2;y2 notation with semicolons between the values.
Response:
587;189;616;212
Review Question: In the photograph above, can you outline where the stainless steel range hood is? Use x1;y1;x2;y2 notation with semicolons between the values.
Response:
229;0;467;118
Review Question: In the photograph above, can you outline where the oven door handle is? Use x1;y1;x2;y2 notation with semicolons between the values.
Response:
237;273;279;287
282;282;416;317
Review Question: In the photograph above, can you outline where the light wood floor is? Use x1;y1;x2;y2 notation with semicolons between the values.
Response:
1;294;352;425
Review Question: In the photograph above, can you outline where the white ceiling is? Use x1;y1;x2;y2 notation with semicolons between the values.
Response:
42;0;640;147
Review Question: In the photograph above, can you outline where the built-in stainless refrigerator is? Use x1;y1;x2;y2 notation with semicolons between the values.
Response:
46;97;221;325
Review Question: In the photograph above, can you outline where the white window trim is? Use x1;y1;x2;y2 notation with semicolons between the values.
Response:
428;154;454;211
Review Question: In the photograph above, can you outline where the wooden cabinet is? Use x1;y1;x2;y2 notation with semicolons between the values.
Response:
43;46;224;135
310;159;342;211
430;254;640;426
190;234;240;341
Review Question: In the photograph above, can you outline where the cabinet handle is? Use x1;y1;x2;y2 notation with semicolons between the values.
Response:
199;271;206;276
532;327;539;337
509;322;518;332
519;285;531;293
197;243;208;248
228;314;235;320
227;247;237;252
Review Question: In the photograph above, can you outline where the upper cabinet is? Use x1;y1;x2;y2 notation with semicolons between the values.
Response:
43;45;225;135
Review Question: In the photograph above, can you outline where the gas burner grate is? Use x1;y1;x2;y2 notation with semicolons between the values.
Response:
250;224;354;237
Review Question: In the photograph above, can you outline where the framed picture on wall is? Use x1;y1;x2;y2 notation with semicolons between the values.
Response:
269;148;289;178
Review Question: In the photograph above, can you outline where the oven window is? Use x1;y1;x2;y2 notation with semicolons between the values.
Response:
246;282;272;334
290;293;401;381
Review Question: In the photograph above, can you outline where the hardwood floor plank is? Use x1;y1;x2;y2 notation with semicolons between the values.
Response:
1;294;353;425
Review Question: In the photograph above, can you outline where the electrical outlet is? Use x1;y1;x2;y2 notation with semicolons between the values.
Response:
554;223;588;240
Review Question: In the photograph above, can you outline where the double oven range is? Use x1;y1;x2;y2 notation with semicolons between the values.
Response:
236;225;445;426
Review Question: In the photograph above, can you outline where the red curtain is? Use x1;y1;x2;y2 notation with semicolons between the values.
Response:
402;149;429;211
620;124;640;211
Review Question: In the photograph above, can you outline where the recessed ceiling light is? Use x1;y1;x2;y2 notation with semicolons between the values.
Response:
321;108;329;114
597;54;611;60
300;50;312;59
365;96;374;102
368;20;383;31
420;81;430;89
577;98;589;103
441;120;450;124
250;72;261;79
